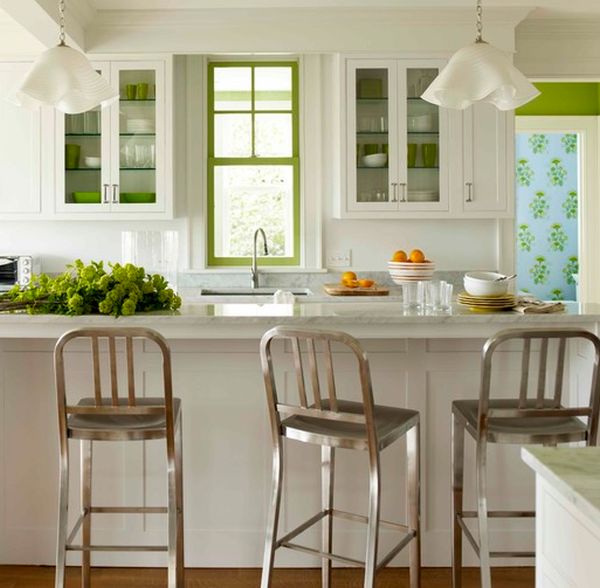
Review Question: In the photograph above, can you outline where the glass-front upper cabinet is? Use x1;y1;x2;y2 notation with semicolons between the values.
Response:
344;59;449;217
55;59;170;217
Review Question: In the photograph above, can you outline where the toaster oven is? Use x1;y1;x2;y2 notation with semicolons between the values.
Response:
0;256;37;292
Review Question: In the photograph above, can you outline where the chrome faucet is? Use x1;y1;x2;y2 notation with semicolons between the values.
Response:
251;228;269;289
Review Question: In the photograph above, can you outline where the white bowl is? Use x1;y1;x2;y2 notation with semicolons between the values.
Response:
84;156;101;168
361;153;387;168
463;271;509;297
407;114;433;132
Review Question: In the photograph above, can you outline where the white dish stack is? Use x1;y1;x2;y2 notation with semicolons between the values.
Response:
126;119;154;134
388;261;436;283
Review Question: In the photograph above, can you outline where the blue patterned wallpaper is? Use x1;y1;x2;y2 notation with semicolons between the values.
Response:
515;133;579;301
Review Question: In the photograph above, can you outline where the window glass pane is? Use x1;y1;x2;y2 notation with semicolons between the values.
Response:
214;114;252;157
255;113;293;157
213;165;294;258
255;67;292;110
214;67;251;111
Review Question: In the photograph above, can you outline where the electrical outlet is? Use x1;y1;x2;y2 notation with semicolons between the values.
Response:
327;250;351;268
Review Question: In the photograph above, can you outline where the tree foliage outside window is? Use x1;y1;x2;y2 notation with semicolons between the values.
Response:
208;62;300;266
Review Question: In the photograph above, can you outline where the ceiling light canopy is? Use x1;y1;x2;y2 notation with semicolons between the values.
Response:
11;0;118;114
421;0;540;111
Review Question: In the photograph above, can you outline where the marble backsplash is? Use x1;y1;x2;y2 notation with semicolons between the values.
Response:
177;270;467;296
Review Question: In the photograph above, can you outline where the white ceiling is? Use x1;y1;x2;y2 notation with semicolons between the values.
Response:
88;0;600;18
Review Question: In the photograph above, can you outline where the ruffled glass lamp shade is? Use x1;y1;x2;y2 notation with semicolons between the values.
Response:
421;42;540;111
11;45;119;114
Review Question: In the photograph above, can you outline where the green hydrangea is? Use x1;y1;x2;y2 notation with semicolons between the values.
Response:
0;259;182;317
516;159;534;187
562;190;577;219
528;134;548;154
561;134;577;154
548;158;567;186
529;191;549;219
548;223;568;252
518;224;535;252
530;256;549;285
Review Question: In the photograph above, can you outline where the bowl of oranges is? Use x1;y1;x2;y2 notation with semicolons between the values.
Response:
388;249;435;284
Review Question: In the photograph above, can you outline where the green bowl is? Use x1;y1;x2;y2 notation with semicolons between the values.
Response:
72;191;101;203
120;192;156;204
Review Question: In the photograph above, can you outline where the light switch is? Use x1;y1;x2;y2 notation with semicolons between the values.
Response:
327;250;351;268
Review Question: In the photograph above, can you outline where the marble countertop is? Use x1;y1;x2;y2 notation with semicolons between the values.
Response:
522;447;600;529
0;300;599;339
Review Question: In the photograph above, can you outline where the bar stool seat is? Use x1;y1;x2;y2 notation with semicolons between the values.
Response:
68;397;182;440
283;399;419;451
453;398;588;444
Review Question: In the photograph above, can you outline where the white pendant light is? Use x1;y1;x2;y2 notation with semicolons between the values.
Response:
11;0;119;114
421;0;540;111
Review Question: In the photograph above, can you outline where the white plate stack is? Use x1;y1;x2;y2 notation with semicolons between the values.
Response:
126;119;154;134
388;261;436;283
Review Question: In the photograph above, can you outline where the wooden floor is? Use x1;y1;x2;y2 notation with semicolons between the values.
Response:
0;566;534;587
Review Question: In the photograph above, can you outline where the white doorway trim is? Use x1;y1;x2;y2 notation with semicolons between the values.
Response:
512;116;600;303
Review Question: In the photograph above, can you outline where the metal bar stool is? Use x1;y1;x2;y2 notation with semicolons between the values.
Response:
260;326;421;588
54;327;184;588
452;328;600;588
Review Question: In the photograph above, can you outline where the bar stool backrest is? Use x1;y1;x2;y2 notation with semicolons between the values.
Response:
54;327;175;436
260;326;379;448
479;328;600;441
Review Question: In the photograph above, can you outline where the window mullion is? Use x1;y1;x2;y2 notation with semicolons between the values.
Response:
251;66;256;158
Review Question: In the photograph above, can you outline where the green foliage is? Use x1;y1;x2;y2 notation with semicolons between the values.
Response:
0;260;181;317
550;288;564;301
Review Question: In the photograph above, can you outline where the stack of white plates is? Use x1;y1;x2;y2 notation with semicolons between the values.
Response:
407;190;438;202
126;119;154;133
388;261;436;283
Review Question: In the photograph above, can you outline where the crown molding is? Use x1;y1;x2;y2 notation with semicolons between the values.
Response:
517;16;600;39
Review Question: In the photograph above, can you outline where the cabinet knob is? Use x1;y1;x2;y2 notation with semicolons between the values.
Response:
111;184;119;204
102;184;110;204
465;182;473;203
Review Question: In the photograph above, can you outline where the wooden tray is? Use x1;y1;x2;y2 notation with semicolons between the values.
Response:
323;283;390;296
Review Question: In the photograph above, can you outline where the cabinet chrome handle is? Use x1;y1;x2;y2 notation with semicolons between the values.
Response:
391;182;398;203
398;182;407;202
111;184;119;204
465;182;473;203
102;184;110;204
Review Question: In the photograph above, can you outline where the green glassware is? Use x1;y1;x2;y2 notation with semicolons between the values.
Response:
364;144;379;155
65;144;81;169
125;84;137;100
407;143;417;168
422;143;438;167
136;83;149;100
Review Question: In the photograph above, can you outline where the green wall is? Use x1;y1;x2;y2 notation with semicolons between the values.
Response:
516;83;600;116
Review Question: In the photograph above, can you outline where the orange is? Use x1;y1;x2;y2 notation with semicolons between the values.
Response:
358;279;375;288
391;250;408;262
341;271;357;283
343;279;359;288
409;249;425;263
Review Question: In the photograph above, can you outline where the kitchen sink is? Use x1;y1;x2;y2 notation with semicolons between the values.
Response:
199;287;313;296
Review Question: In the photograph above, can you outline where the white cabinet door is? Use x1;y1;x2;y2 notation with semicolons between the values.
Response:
55;61;111;214
54;57;172;219
461;103;514;217
0;63;41;215
339;57;450;219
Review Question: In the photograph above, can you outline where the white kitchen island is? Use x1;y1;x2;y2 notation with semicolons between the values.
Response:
0;301;598;569
522;447;600;588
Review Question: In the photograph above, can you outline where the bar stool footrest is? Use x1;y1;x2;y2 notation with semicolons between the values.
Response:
461;510;535;518
276;507;417;569
456;513;535;560
66;544;168;552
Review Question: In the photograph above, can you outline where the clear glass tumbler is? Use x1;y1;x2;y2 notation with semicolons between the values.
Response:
426;280;453;310
401;281;425;309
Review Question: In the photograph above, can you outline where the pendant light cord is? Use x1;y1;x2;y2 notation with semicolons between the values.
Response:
475;0;484;43
58;0;66;46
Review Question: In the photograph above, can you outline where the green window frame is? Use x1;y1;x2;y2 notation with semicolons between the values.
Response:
207;61;300;266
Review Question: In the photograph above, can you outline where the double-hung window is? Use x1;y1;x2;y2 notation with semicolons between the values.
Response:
207;61;300;266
